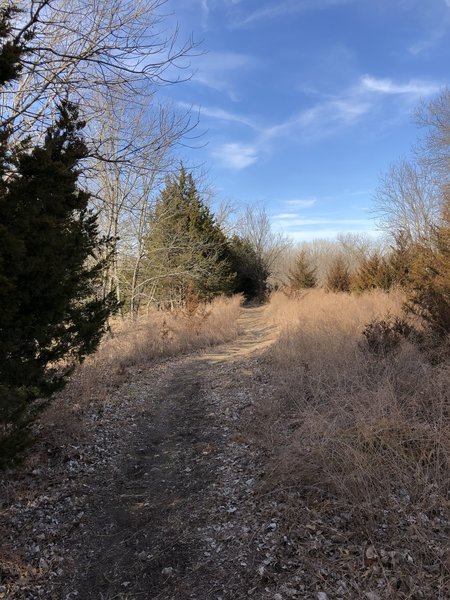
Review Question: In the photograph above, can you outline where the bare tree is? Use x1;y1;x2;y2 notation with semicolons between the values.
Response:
2;0;195;149
415;87;450;188
337;232;383;270
372;88;449;244
89;92;192;312
372;159;441;242
0;1;199;314
235;205;291;282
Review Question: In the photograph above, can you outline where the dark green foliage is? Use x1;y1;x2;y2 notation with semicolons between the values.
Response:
0;101;117;465
325;255;351;293
351;252;393;293
288;249;317;290
0;4;27;86
143;166;236;306
359;200;450;358
228;235;269;300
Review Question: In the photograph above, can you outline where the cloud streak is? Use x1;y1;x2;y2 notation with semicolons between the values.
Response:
236;0;355;27
190;51;260;99
272;215;371;226
284;198;317;208
213;142;259;169
271;209;376;241
177;101;260;130
206;73;441;169
360;75;440;96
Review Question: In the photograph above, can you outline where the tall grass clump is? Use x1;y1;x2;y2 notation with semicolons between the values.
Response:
255;289;449;597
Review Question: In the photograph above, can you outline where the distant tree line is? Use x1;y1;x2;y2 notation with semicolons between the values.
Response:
284;87;450;343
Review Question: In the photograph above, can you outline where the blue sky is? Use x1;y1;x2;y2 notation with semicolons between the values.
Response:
164;0;450;241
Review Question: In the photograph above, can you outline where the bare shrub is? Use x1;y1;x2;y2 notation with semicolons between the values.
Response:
361;314;416;355
181;285;212;334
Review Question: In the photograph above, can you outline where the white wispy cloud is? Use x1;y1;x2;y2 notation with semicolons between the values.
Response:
271;210;377;242
213;142;259;169
177;101;260;130
266;73;440;141
200;0;209;18
282;75;440;140
272;213;301;219
205;73;441;170
360;75;440;97
272;215;371;226
237;0;355;27
191;51;260;99
408;9;450;56
276;227;378;242
260;96;372;144
284;198;317;207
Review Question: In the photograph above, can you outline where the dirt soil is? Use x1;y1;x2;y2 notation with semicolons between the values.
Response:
1;307;288;600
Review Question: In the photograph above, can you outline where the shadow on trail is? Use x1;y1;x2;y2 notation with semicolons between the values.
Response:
55;306;277;600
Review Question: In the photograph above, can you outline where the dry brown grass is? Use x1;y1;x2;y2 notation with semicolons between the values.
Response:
42;295;243;433
253;289;450;597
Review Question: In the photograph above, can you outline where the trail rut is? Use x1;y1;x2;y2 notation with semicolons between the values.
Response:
52;306;278;599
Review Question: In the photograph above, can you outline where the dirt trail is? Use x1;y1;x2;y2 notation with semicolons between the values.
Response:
52;306;278;600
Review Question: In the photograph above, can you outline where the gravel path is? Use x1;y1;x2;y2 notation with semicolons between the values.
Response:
1;307;282;600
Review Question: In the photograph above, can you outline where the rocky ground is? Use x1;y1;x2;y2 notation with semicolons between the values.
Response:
0;308;292;600
1;307;448;600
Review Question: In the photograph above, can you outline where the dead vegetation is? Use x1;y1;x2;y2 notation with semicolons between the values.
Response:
41;294;243;440
251;289;450;598
2;290;449;599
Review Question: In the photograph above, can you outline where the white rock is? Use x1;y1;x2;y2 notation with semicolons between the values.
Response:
365;545;378;560
317;593;329;600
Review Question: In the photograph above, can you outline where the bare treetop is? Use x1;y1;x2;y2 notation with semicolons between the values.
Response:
1;0;196;140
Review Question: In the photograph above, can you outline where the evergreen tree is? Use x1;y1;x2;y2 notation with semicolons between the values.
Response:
0;4;27;86
405;197;450;338
388;229;415;288
0;101;117;464
351;252;393;293
325;255;351;293
288;249;317;290
228;235;269;300
143;166;235;306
